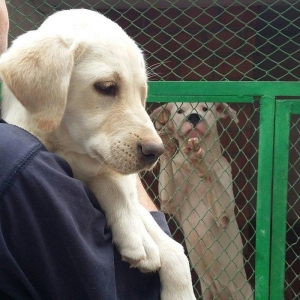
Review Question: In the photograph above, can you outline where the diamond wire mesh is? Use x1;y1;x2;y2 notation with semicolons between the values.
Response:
5;1;300;299
145;102;257;298
286;115;300;299
7;0;300;81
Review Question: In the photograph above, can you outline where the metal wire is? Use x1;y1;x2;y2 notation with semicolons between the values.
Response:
8;1;300;81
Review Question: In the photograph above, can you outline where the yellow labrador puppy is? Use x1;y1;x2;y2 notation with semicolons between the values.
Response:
152;102;253;300
0;9;195;300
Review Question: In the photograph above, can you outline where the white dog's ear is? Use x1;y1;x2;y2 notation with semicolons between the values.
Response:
215;103;239;124
150;103;173;117
150;103;173;124
0;32;83;132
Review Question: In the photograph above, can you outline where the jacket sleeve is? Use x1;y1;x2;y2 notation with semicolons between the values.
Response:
0;144;167;300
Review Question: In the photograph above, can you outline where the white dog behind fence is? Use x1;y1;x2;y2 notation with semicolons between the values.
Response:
151;102;253;300
0;9;196;300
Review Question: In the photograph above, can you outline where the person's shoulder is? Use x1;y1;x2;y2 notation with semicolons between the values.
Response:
0;120;45;159
0;120;73;198
0;120;45;174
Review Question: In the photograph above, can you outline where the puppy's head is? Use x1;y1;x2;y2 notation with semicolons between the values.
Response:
153;102;239;142
0;9;164;175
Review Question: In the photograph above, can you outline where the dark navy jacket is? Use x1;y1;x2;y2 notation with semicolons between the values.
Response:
0;119;169;300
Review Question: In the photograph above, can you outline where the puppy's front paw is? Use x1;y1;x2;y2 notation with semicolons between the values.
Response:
117;228;161;272
133;236;161;273
119;240;146;265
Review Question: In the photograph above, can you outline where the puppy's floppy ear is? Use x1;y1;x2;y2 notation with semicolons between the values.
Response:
0;32;83;132
215;102;239;124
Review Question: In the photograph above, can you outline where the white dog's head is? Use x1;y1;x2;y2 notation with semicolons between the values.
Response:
152;102;239;142
0;9;164;174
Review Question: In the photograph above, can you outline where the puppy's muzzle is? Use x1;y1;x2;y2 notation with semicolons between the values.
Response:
187;113;202;127
137;142;165;165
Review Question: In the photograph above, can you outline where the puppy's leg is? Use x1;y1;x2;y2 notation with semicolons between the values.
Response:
89;174;196;299
136;204;196;300
88;174;161;272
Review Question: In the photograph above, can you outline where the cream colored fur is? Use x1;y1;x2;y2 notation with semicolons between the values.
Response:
152;102;253;300
0;9;195;300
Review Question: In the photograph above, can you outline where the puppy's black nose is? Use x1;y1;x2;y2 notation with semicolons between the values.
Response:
137;142;165;165
187;113;201;127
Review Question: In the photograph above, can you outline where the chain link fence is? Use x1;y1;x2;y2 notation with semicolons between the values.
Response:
285;115;300;299
5;1;300;299
146;101;257;299
7;0;300;82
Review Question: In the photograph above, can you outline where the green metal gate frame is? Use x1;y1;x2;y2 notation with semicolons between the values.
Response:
148;81;300;300
271;99;300;300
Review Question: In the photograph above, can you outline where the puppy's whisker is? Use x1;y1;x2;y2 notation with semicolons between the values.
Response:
147;73;163;80
146;60;170;80
148;60;171;70
147;68;161;76
96;154;115;174
110;152;127;174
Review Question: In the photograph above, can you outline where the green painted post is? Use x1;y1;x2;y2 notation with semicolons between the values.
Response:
270;100;291;300
255;95;276;300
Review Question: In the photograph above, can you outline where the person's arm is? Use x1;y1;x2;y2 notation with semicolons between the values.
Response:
137;175;158;211
137;175;171;236
0;0;9;54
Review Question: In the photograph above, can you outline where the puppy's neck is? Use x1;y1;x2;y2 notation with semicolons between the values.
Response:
1;84;60;151
2;91;39;136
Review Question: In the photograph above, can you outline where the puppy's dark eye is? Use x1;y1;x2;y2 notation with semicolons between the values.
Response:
203;107;208;112
94;82;116;96
177;108;184;114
